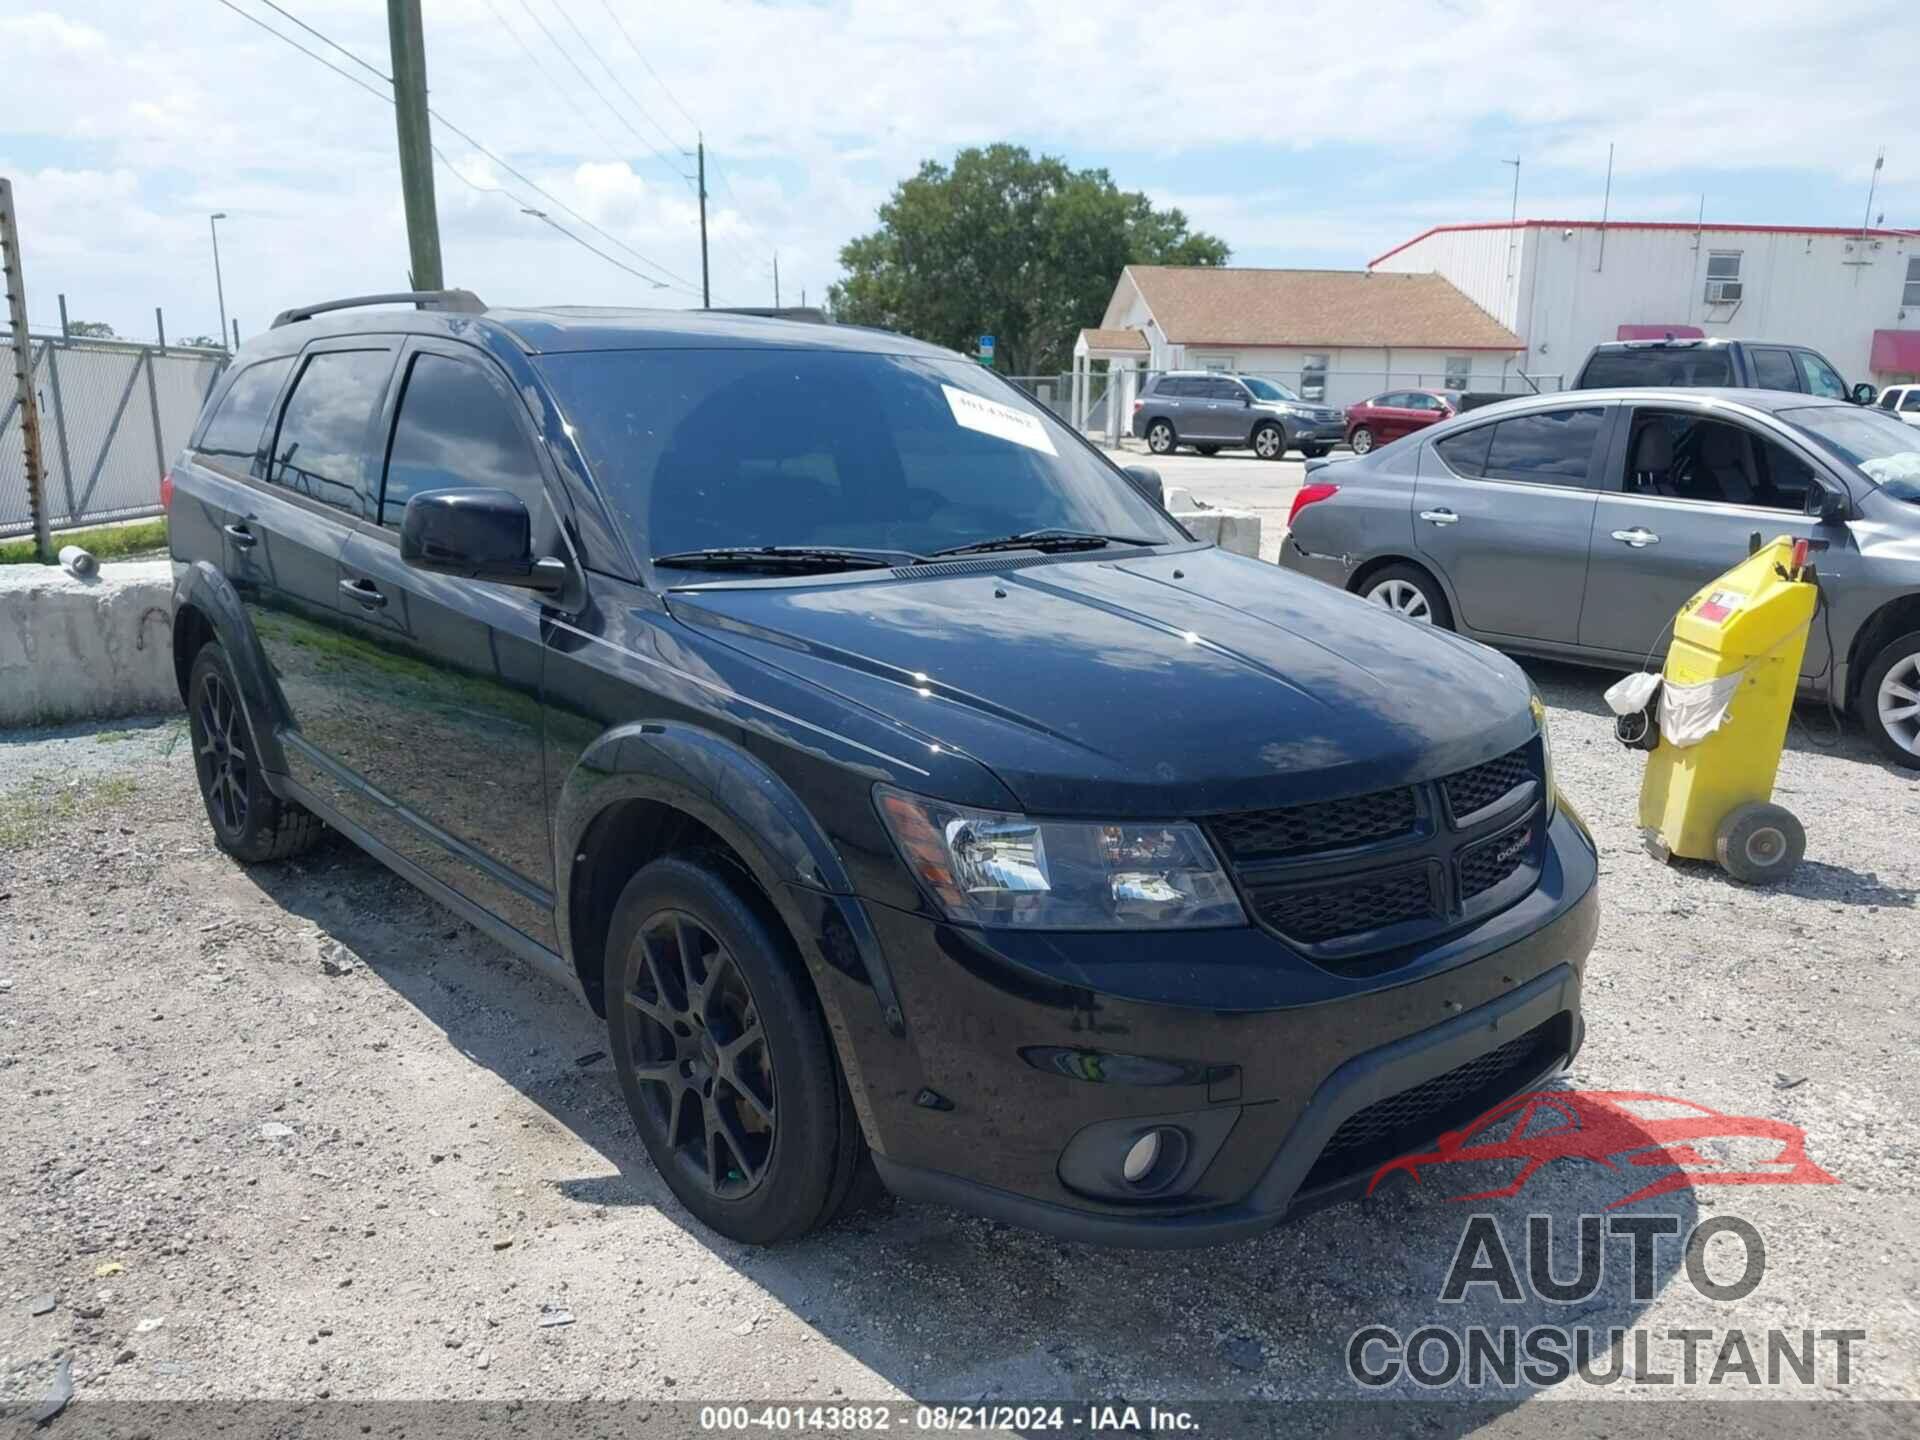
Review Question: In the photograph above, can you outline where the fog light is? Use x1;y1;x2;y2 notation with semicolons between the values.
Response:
1122;1131;1162;1184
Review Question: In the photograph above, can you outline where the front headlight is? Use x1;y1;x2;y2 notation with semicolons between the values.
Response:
1530;693;1559;819
875;786;1246;930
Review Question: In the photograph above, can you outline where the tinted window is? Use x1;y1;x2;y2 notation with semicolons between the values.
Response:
1880;389;1901;411
381;353;545;529
268;349;393;515
1628;411;1823;512
1156;377;1194;398
1904;392;1920;414
1750;348;1801;391
1432;425;1494;479
1581;348;1734;387
1205;378;1245;401
538;349;1182;561
1482;408;1605;486
1794;350;1848;400
196;356;294;471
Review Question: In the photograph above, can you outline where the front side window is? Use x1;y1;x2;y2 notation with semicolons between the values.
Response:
1782;404;1920;500
1242;376;1301;403
1300;354;1328;402
381;353;546;530
1443;356;1471;392
1750;348;1801;392
1794;350;1848;400
1481;408;1606;487
538;348;1185;563
195;356;295;473
268;349;394;516
1625;413;1817;513
1204;378;1246;401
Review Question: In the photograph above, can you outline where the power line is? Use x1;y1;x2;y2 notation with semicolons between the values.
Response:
550;0;689;161
511;0;693;183
479;0;642;172
212;0;703;296
251;0;389;81
594;0;701;139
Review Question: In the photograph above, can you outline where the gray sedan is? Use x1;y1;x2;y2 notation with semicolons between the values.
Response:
1279;388;1920;765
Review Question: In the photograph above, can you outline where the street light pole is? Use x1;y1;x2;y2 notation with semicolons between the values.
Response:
209;212;230;354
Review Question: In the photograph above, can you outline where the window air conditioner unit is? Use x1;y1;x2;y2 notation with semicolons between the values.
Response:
1705;279;1743;303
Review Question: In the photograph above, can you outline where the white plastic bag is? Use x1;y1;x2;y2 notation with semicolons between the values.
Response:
1603;671;1662;718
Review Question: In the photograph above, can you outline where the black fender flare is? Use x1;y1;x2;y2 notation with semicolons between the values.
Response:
171;559;293;779
553;720;906;1038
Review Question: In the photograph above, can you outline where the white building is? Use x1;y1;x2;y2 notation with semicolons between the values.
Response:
1370;219;1920;387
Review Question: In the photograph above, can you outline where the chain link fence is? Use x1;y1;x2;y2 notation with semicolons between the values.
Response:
1;333;227;539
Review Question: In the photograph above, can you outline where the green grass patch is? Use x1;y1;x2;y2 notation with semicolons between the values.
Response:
0;774;141;850
0;518;169;566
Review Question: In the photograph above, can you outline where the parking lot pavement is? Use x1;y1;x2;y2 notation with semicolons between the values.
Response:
1115;442;1307;563
1;693;1916;1419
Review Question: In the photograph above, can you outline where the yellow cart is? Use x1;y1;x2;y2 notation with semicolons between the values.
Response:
1636;536;1820;884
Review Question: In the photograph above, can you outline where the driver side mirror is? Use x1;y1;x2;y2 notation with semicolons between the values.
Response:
1851;381;1878;406
1809;487;1850;525
1122;465;1164;508
401;488;564;592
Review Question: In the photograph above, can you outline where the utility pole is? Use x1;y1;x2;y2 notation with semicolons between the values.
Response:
773;251;780;308
1862;147;1885;238
697;136;710;308
1502;156;1521;279
387;0;444;291
209;212;229;352
1;177;53;563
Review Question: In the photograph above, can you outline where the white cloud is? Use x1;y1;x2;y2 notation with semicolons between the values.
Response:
2;0;1912;339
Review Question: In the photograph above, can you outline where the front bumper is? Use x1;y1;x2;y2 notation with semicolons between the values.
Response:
1281;414;1347;444
847;809;1599;1247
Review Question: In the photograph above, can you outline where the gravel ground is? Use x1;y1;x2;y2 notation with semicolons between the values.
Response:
1;667;1916;1428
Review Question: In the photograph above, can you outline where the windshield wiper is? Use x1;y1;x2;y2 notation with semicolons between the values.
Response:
652;545;925;573
926;528;1158;559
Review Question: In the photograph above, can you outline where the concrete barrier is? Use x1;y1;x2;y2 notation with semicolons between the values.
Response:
1168;506;1262;559
0;560;179;727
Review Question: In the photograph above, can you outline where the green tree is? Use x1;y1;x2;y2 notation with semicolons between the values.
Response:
68;320;116;338
828;145;1228;375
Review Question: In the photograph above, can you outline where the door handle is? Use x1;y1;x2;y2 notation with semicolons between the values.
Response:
1419;508;1459;526
223;523;256;550
339;577;387;609
1611;528;1660;548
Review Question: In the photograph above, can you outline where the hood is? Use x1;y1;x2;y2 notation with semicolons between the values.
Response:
666;547;1537;816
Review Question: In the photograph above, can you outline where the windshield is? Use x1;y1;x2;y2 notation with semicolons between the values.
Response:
1782;404;1920;501
538;348;1183;565
1242;377;1300;403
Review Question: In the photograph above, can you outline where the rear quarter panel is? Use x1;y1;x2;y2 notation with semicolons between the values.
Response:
1289;447;1418;571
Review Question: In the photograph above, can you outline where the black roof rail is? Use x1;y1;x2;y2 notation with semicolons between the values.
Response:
708;306;829;324
271;289;487;329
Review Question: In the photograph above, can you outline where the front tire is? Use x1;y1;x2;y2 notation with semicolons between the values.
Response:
1350;426;1375;455
186;643;322;863
1858;630;1920;767
1146;419;1176;455
1252;422;1287;461
1360;563;1453;628
605;854;863;1244
1300;444;1330;459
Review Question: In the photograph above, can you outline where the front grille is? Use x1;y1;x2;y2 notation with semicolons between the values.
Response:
1300;1018;1565;1194
1442;747;1533;820
1211;787;1416;861
1252;865;1433;944
1458;820;1534;900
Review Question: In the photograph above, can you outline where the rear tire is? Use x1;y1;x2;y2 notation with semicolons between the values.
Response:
1857;630;1920;767
1350;426;1375;455
605;854;866;1244
1359;562;1453;629
1715;803;1806;884
1253;422;1286;461
1146;419;1176;455
186;643;322;863
1300;444;1330;459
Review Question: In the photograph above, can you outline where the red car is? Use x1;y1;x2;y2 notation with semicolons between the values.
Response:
1344;389;1457;454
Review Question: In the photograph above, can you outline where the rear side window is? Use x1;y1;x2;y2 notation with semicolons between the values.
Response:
381;353;546;530
1482;408;1606;486
268;349;393;516
1582;348;1734;387
195;356;295;472
1750;348;1801;391
1432;425;1494;478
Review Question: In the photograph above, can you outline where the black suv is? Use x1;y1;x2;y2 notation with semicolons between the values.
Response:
167;292;1599;1247
1573;337;1877;403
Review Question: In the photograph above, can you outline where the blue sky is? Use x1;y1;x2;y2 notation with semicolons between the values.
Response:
2;1;1911;342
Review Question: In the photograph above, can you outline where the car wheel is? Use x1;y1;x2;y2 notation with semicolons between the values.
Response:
1859;629;1920;767
1360;563;1453;629
1350;426;1375;455
1195;445;1220;456
1714;802;1806;885
1252;422;1286;461
1300;445;1330;459
186;642;322;863
1146;420;1176;455
605;854;865;1244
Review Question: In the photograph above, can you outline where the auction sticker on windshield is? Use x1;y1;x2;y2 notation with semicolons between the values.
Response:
943;384;1058;456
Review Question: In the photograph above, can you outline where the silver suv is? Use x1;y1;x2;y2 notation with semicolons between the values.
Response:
1279;387;1920;765
1132;371;1346;461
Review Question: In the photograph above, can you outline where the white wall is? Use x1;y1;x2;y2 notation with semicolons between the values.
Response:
1146;345;1522;410
1374;228;1525;330
1382;224;1920;384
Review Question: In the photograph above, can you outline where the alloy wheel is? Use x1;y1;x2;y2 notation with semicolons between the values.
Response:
1878;654;1920;756
193;671;249;835
1148;422;1173;454
1255;426;1282;459
623;909;776;1198
1367;577;1434;623
1351;427;1374;455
